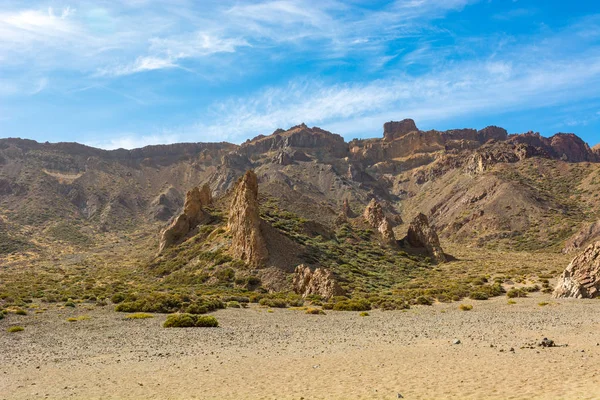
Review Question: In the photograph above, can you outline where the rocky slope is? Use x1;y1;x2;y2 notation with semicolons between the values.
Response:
1;119;599;290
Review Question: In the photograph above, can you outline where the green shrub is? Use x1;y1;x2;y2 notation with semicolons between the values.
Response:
163;313;219;328
227;301;241;308
469;292;489;300
359;311;369;317
15;308;27;315
111;293;126;304
332;299;371;311
459;304;473;311
305;307;325;315
322;302;334;310
8;326;24;333
506;288;528;298
116;293;224;314
259;298;288;308
414;296;434;306
0;310;5;320
125;313;154;319
64;301;76;308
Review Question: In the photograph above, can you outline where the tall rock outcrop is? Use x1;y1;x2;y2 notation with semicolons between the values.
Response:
293;264;345;299
554;241;600;298
159;186;209;253
383;119;418;141
198;183;213;207
363;199;396;245
228;170;268;266
406;213;446;263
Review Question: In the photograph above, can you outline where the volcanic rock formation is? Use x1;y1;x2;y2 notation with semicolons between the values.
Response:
554;241;600;298
406;213;446;263
292;264;345;299
363;199;396;245
159;186;209;253
563;220;600;254
228;170;268;266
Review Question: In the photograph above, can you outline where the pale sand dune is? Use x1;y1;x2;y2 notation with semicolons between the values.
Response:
1;294;599;400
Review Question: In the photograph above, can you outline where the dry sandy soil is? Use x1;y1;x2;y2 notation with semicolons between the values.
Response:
1;294;599;400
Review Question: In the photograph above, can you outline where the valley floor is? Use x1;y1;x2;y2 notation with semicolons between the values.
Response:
1;294;599;400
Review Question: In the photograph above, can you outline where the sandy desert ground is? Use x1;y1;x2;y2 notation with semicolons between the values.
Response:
1;293;599;400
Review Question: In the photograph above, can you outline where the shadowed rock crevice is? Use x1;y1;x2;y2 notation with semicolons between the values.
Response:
405;213;446;263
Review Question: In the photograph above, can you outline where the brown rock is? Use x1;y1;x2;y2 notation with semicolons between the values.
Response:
293;264;345;299
159;186;208;253
342;199;353;218
554;241;600;298
198;183;212;207
363;199;396;245
563;220;600;254
406;213;446;263
228;170;268;266
383;119;418;141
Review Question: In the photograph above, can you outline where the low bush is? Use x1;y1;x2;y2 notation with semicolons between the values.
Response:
459;304;473;311
305;307;325;315
7;326;24;333
125;313;154;319
332;299;371;311
359;311;369;317
506;288;528;298
14;308;27;315
469;292;489;300
414;296;434;306
227;301;241;308
163;314;219;328
259;298;288;308
116;293;224;314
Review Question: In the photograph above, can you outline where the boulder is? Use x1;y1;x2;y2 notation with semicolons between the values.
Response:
406;213;446;263
293;264;344;299
363;199;396;245
553;241;600;298
158;186;208;253
228;170;268;266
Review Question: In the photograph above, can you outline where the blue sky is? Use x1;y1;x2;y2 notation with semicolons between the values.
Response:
0;0;599;149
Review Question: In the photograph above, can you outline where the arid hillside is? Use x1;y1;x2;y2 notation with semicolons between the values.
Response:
1;119;599;307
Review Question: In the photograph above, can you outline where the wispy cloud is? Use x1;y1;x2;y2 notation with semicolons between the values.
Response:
187;51;600;141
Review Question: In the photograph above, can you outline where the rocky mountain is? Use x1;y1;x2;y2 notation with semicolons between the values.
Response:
1;119;599;296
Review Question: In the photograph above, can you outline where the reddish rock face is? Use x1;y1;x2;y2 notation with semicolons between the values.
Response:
363;199;396;245
510;132;597;162
478;126;508;143
383;119;418;141
228;170;268;266
549;133;597;162
406;213;446;263
554;241;600;298
293;264;345;299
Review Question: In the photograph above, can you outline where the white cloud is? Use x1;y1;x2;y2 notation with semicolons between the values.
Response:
97;56;178;77
188;55;600;141
85;132;181;150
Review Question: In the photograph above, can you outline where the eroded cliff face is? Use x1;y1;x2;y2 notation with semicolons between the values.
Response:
406;213;446;263
228;170;269;266
554;241;600;298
